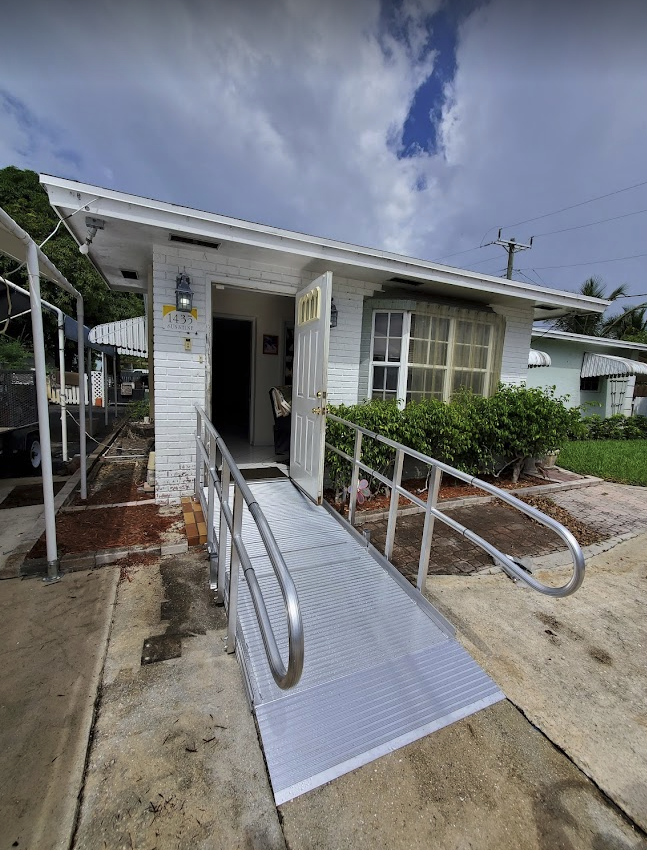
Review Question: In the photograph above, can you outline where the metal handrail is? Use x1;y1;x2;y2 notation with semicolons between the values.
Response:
195;407;304;689
326;413;585;598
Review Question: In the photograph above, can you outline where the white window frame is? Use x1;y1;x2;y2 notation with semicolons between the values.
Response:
369;308;500;405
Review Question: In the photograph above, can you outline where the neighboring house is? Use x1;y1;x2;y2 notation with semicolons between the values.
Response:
527;329;647;417
40;175;608;503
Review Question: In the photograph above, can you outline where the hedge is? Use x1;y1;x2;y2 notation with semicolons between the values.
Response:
325;385;581;492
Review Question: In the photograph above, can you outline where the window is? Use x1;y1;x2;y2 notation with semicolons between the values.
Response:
370;307;502;403
370;311;403;401
580;376;600;392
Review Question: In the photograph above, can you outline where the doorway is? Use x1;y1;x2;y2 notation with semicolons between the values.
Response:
212;317;253;440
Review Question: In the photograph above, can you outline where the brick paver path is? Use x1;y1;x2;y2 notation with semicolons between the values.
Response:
362;482;647;582
549;482;647;537
364;501;566;582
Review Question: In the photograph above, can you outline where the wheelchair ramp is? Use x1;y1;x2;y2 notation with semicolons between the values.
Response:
226;477;504;805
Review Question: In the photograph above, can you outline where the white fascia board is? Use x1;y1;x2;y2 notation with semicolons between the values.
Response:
532;328;647;353
41;174;609;314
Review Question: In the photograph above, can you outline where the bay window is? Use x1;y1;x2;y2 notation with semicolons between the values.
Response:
370;306;503;403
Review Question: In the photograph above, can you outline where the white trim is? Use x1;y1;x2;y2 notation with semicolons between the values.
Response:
532;328;647;352
40;173;611;314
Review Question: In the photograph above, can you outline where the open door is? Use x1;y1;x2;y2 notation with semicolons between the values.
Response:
290;272;332;504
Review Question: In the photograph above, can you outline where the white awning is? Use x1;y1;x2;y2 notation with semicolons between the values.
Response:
89;316;147;356
581;351;647;378
528;349;551;367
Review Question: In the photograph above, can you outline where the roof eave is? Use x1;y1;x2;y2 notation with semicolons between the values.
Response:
39;174;610;314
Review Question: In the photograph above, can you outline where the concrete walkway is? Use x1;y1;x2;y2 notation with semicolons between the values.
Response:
0;568;118;850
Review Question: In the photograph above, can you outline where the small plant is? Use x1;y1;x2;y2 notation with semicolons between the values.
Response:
126;398;150;421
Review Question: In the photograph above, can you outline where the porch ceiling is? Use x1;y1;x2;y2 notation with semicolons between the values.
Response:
40;174;610;319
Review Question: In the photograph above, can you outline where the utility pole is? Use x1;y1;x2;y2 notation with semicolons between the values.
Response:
495;230;533;279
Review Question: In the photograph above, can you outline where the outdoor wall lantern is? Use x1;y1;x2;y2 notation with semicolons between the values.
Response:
330;298;338;328
175;271;193;312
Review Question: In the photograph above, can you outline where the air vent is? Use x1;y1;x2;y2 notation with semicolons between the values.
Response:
120;269;139;280
169;233;221;250
388;276;424;286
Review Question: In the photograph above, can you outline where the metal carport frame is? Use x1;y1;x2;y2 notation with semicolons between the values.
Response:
0;206;87;582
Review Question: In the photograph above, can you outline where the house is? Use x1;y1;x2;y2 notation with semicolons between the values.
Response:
40;174;608;503
527;329;647;418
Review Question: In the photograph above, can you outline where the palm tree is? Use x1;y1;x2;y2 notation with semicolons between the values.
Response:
553;277;628;336
602;305;647;343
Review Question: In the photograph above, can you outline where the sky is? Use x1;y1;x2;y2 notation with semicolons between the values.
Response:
1;0;647;315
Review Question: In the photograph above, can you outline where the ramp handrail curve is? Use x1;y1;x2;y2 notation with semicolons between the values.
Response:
326;413;585;598
195;407;304;689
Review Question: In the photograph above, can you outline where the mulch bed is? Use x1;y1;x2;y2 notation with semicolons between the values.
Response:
325;472;551;516
71;423;154;507
28;504;181;559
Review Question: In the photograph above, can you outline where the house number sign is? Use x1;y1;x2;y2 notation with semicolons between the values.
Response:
162;305;198;331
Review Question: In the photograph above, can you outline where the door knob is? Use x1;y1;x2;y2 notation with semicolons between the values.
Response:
312;407;323;415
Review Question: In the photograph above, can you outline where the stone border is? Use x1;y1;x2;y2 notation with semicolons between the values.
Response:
21;539;190;577
352;474;603;525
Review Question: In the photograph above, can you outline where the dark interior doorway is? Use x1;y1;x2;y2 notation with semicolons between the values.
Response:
212;317;253;439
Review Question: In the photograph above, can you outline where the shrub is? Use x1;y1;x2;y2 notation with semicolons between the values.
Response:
580;413;647;440
326;385;580;488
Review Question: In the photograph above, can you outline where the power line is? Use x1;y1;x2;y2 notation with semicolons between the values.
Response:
519;250;647;271
533;207;647;238
433;244;486;263
501;178;647;230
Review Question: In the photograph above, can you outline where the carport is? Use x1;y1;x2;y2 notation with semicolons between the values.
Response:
0;206;87;581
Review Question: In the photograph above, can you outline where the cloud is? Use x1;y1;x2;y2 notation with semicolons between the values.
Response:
1;0;646;302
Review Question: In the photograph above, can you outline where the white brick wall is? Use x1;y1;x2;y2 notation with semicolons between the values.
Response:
151;245;381;500
328;276;380;405
153;245;208;503
493;302;534;385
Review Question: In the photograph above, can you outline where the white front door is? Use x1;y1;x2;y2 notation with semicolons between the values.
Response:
290;272;332;504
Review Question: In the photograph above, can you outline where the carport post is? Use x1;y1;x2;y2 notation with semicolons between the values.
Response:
112;354;118;418
26;239;59;582
56;312;68;462
102;353;108;427
87;349;93;439
77;298;87;500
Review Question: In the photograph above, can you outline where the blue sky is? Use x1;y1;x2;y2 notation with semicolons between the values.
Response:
1;0;647;309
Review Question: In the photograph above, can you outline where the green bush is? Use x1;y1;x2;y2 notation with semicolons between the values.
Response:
326;385;581;489
579;413;647;440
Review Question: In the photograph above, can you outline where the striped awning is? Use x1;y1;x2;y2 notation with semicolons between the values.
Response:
528;349;551;367
89;316;147;356
581;351;647;378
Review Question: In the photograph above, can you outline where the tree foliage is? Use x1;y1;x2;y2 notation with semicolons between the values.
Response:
0;166;143;360
552;276;628;336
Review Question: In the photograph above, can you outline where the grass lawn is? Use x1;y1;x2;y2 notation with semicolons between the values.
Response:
558;440;647;486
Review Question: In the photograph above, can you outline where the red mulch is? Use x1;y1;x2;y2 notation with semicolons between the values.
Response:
325;472;551;515
28;504;180;559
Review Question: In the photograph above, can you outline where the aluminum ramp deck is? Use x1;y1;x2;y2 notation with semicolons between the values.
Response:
218;476;504;805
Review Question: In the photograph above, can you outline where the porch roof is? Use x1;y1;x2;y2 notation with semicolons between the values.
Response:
40;174;609;321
